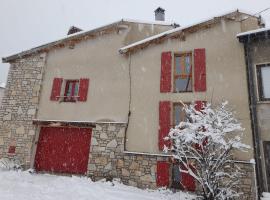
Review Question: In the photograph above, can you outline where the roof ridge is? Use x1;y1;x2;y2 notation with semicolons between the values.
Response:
119;9;259;54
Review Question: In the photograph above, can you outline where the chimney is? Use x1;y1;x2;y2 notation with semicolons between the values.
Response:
67;26;83;35
154;7;165;21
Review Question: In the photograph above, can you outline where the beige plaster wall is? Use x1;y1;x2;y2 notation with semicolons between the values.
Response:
37;23;173;123
37;31;130;122
126;19;254;160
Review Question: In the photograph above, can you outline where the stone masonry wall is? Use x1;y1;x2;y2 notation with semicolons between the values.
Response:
0;53;46;167
88;123;257;199
88;123;168;189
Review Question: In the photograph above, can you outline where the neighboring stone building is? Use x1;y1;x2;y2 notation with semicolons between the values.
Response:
238;28;270;195
0;9;263;199
0;85;4;106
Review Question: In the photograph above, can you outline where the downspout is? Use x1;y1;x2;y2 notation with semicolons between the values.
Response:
244;41;263;198
123;52;132;151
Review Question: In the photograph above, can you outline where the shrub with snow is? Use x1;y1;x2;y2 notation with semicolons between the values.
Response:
0;158;21;170
165;102;249;200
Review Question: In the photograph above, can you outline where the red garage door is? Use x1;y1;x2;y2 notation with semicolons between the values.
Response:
35;127;91;174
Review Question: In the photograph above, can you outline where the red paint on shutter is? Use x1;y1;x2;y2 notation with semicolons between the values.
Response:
159;101;171;150
160;52;172;92
156;161;170;187
50;78;63;101
78;78;89;102
194;49;206;92
195;101;206;111
8;146;16;154
180;164;196;191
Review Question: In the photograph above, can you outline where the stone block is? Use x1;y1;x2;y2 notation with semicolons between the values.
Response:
95;157;107;165
117;159;124;168
110;152;115;159
140;175;153;182
93;146;106;152
108;125;116;131
16;126;25;135
104;163;112;171
27;108;36;115
117;129;125;138
3;113;11;121
130;161;140;170
95;125;102;131
100;132;108;139
91;137;98;146
122;168;130;176
107;139;117;148
89;164;97;171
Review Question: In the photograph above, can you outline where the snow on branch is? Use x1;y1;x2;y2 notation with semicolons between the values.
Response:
165;101;249;200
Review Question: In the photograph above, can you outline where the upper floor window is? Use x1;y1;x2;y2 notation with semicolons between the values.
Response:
160;49;206;93
64;80;79;102
174;53;192;92
257;64;270;101
50;78;89;102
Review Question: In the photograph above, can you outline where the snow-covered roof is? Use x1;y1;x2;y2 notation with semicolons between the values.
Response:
122;18;177;26
119;10;259;54
2;19;177;63
237;27;270;37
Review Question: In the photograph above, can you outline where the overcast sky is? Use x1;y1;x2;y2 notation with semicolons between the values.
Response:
1;0;270;84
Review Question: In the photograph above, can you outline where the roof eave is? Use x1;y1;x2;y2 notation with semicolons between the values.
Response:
237;30;270;43
2;20;127;63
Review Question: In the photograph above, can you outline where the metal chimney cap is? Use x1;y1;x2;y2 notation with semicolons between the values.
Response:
154;7;165;13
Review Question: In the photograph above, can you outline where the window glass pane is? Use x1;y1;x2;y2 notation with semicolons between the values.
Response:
74;82;79;96
185;56;191;74
66;82;72;97
175;56;181;74
172;164;181;182
261;66;270;98
175;77;192;92
174;104;182;126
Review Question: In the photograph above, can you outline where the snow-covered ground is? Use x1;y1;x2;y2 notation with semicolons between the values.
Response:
262;192;270;200
0;170;196;200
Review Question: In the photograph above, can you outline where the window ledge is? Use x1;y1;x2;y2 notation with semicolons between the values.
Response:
257;101;270;104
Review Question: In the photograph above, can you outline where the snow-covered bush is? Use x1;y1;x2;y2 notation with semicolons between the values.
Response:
165;102;249;200
0;158;21;170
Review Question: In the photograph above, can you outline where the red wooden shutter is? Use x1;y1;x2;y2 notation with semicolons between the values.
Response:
195;100;206;111
194;49;206;92
160;52;172;92
78;78;89;102
8;146;16;154
156;161;170;187
50;78;63;101
180;164;196;191
159;101;171;150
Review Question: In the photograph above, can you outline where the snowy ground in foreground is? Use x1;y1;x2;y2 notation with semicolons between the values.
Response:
262;192;270;200
0;170;196;200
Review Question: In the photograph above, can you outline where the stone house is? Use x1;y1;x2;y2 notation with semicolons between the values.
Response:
0;85;4;106
0;9;263;199
238;27;270;195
